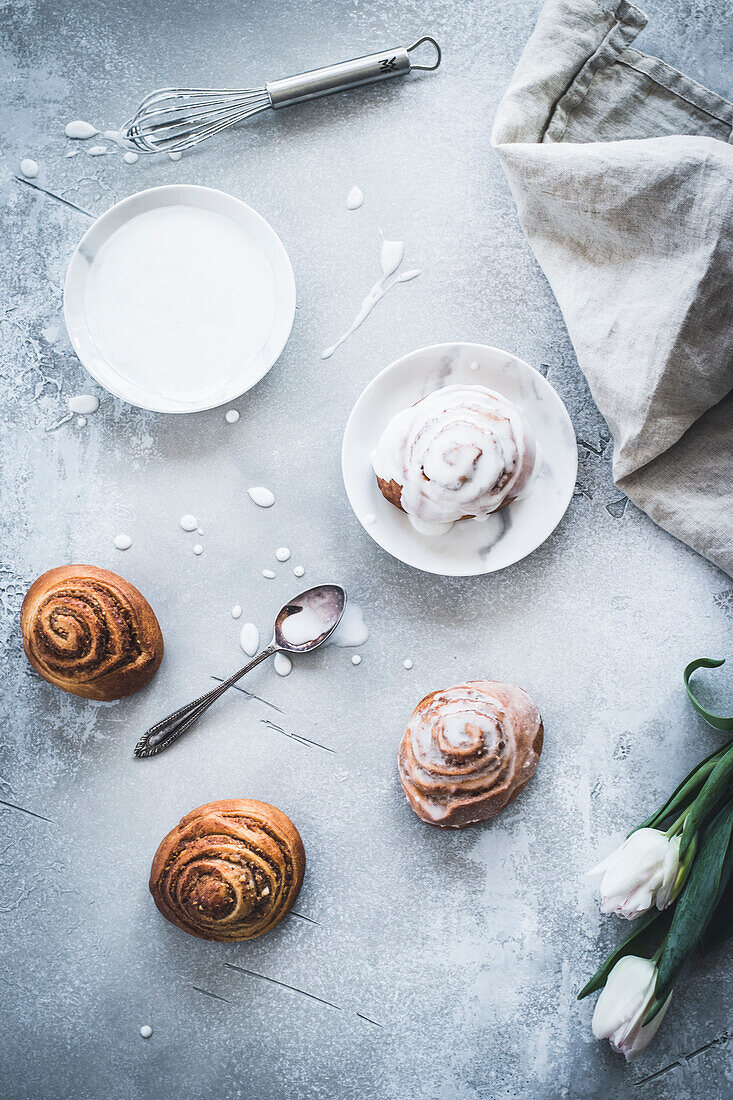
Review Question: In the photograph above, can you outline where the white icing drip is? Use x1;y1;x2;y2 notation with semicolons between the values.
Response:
329;602;368;648
232;604;242;619
114;533;132;550
87;145;108;156
293;566;305;578
280;606;325;647
103;129;122;144
372;384;538;525
346;185;364;210
20;159;38;178
248;487;275;508
193;544;203;555
240;622;259;655
262;569;276;579
403;659;413;670
380;238;404;277
65;120;98;139
363;513;377;526
123;151;139;164
68;394;99;414
351;654;362;665
140;1025;153;1039
168;151;182;161
274;652;292;677
179;514;197;531
66;150;79;158
225;409;240;423
275;547;290;562
408;515;454;537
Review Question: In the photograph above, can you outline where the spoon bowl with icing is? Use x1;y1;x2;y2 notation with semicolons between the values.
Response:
135;584;345;758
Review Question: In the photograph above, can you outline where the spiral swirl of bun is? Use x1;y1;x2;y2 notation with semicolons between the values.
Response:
149;800;305;941
398;681;543;828
372;385;537;526
21;564;164;701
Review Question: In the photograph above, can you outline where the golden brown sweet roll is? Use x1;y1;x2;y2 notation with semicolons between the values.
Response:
149;800;306;942
372;384;538;529
20;564;164;701
398;680;543;828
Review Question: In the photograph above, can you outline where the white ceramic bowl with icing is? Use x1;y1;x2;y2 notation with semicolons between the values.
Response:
341;343;577;576
64;185;296;413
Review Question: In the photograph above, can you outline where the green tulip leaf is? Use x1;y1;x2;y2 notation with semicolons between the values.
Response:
646;799;733;1023
680;742;733;860
577;906;672;1001
684;658;733;731
634;745;724;834
701;873;733;954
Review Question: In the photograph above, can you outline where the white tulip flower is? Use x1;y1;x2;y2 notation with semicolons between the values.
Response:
586;828;681;920
592;955;672;1060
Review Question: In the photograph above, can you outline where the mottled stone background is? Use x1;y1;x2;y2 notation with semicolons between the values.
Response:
1;1;732;1097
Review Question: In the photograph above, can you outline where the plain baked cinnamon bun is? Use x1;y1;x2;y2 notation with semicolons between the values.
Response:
20;564;163;700
372;385;537;529
149;800;305;941
398;681;543;828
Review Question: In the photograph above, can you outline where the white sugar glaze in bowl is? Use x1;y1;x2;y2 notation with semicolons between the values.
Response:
342;343;577;576
64;185;296;413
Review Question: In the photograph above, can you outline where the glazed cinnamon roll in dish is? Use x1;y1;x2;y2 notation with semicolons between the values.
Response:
149;800;305;942
372;385;537;531
398;681;543;828
20;564;163;700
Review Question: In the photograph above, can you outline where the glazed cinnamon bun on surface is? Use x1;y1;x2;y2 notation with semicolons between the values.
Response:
149;800;305;942
372;385;537;530
398;681;543;828
20;564;163;700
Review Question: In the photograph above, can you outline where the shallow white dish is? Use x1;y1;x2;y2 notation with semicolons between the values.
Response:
342;343;577;576
64;185;296;413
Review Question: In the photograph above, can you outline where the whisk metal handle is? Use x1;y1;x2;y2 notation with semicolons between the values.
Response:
266;46;412;109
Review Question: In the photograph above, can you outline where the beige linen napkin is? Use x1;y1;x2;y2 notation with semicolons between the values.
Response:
492;0;733;576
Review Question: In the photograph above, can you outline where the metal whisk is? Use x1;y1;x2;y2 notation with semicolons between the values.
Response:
122;36;441;155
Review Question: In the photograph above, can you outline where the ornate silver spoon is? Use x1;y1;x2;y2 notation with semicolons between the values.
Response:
134;584;346;759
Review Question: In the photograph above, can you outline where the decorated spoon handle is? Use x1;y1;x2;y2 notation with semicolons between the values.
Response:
134;643;278;759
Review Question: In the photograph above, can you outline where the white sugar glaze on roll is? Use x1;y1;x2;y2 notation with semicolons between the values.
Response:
372;384;538;526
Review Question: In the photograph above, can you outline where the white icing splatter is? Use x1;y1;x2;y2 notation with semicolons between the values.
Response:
275;547;290;562
351;654;362;666
329;603;368;648
103;129;122;145
168;151;182;161
232;604;242;619
346;185;364;210
364;513;377;526
123;151;139;164
114;533;132;550
240;622;259;656
248;487;275;508
65;120;98;139
403;658;413;670
262;569;276;579
65;150;79;158
380;238;404;278
225;409;240;423
140;1026;153;1039
193;544;203;555
293;566;305;578
87;145;108;156
274;652;292;677
68;394;99;415
76;416;87;427
20;158;38;178
180;514;197;531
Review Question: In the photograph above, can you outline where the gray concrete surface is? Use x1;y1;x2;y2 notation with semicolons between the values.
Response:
1;1;732;1097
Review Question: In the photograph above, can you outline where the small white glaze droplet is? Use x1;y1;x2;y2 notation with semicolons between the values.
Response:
364;513;377;526
103;129;121;144
179;514;197;531
240;622;259;656
346;185;364;210
262;569;276;579
232;604;242;619
123;151;139;164
65;150;79;158
248;487;275;508
68;394;99;415
275;547;290;562
114;534;132;550
76;416;87;427
330;603;369;648
469;360;480;371
168;151;182;161
87;145;108;156
65;120;98;139
225;409;240;423
197;528;204;536
140;1025;153;1039
403;659;413;670
351;654;362;666
20;158;39;178
193;544;203;556
274;653;292;677
293;566;305;578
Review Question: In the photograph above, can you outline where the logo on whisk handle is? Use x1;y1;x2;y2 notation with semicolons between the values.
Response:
378;56;398;73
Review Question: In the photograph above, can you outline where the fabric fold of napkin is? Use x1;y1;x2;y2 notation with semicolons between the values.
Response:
493;0;733;577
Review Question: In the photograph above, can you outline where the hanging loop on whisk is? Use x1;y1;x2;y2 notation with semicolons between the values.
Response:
406;36;442;71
